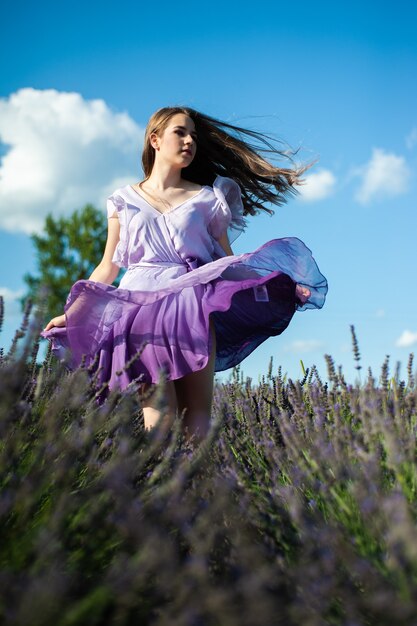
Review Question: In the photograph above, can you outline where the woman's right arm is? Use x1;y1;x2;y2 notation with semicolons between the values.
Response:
43;215;121;331
87;214;121;284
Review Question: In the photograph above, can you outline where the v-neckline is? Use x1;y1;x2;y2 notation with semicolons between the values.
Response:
127;184;207;216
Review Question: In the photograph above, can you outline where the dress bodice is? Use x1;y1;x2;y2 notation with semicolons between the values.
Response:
106;175;247;272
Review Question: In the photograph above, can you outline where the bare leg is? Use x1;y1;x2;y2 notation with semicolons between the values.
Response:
141;379;178;432
174;318;216;443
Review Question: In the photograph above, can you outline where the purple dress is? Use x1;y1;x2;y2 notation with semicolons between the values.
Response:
42;176;327;390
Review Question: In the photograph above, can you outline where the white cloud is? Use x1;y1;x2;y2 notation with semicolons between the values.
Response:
354;148;411;205
0;287;25;316
406;127;417;150
375;309;385;318
0;88;144;234
0;287;24;301
298;169;336;202
284;339;323;353
395;330;417;348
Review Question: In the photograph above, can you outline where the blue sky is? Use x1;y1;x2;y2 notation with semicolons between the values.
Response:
1;0;416;383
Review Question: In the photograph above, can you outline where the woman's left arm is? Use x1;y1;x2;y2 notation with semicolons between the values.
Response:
216;231;234;256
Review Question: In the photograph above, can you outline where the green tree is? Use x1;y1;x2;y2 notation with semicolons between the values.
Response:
23;204;117;321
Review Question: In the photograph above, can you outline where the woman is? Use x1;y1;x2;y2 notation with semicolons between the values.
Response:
42;106;328;441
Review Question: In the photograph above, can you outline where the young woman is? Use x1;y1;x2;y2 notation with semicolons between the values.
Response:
42;106;328;441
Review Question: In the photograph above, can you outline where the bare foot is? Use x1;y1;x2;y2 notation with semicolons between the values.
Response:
295;284;311;304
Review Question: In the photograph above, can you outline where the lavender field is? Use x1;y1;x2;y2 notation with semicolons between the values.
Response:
1;301;417;626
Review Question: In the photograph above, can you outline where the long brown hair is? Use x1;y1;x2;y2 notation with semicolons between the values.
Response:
141;106;310;217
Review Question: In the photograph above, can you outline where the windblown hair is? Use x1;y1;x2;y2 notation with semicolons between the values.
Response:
141;106;311;217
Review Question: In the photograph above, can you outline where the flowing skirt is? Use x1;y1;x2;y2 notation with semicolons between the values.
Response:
42;237;328;390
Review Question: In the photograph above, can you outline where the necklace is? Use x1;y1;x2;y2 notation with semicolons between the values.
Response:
138;182;173;211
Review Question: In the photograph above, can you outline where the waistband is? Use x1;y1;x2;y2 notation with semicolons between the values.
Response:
127;257;200;272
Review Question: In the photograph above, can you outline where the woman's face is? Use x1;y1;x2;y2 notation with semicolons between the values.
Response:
151;113;197;167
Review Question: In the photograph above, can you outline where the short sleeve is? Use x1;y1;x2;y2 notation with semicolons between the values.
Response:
107;196;119;218
106;194;129;268
208;175;247;243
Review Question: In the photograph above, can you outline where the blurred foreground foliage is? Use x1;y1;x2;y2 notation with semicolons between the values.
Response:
23;205;109;321
1;301;417;626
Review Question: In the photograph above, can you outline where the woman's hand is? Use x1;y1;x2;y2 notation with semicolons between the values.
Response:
44;314;66;331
